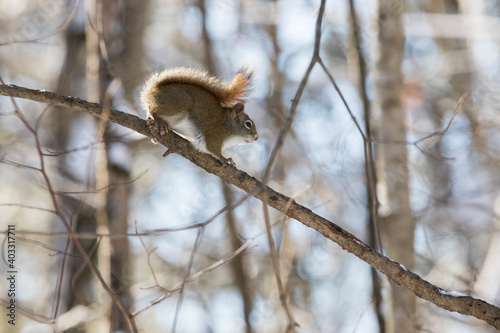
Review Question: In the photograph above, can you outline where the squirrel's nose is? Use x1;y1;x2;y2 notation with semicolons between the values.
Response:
254;133;259;141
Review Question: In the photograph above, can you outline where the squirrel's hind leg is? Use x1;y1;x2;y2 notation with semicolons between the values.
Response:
147;116;171;144
220;156;235;166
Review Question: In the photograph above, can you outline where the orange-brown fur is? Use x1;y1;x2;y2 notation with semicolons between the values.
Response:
141;67;253;109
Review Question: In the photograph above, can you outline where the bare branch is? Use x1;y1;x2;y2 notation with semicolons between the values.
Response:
132;237;255;317
1;83;499;329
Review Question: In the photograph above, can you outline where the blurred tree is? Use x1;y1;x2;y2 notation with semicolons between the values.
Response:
373;0;416;331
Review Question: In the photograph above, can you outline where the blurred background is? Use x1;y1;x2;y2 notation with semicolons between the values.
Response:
1;0;500;332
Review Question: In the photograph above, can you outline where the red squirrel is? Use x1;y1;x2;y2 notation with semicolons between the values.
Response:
141;67;258;165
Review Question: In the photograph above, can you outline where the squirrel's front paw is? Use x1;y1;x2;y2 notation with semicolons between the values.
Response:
147;116;170;143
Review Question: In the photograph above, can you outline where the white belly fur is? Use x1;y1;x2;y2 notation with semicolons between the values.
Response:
159;114;208;154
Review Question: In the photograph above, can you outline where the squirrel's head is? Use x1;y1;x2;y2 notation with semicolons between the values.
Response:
222;103;259;150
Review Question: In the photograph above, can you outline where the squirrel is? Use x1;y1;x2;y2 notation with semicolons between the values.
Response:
140;67;259;165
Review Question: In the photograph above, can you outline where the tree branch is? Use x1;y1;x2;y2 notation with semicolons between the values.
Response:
1;83;499;330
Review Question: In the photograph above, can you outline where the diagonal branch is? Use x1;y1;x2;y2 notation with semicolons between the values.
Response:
1;83;500;330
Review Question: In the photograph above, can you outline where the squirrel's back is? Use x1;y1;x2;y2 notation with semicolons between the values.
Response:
140;67;253;111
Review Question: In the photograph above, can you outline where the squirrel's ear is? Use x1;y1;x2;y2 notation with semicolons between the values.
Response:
234;103;244;114
229;108;237;120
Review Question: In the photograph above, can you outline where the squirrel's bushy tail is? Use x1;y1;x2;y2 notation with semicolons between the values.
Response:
218;67;253;107
141;67;253;111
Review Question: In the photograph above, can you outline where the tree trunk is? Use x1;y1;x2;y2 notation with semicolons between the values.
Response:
373;0;416;331
84;0;143;330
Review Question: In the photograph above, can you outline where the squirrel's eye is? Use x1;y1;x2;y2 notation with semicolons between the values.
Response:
245;120;252;129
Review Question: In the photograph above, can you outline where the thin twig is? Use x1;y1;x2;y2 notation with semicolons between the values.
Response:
135;221;171;294
347;1;385;330
172;227;204;333
0;203;57;214
132;237;255;317
148;191;255;234
0;0;82;47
